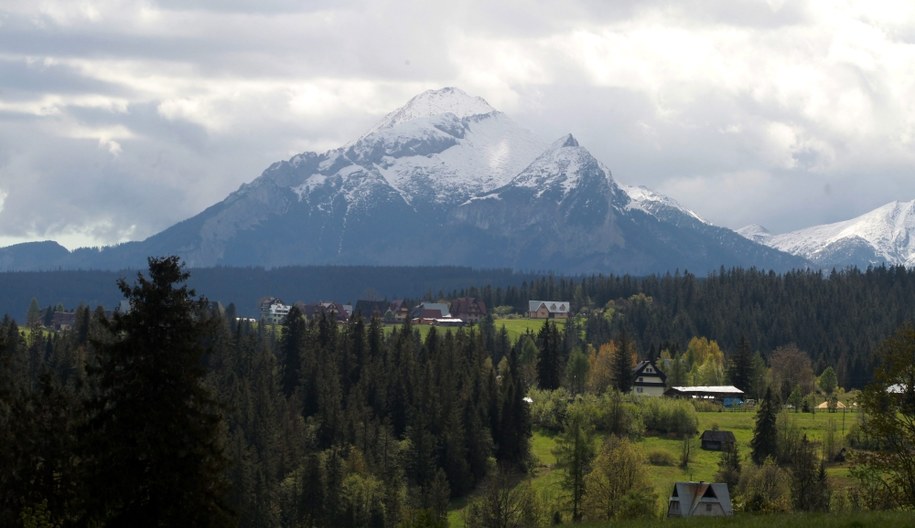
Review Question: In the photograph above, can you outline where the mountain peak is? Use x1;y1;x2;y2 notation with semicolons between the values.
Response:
556;133;579;148
374;87;497;130
746;199;915;268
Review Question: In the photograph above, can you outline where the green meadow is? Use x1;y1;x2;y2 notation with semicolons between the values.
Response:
449;408;863;527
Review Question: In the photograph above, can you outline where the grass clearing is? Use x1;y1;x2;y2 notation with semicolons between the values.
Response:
449;407;862;526
382;317;565;341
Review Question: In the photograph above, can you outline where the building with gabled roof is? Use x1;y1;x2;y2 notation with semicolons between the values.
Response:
411;302;451;324
260;297;291;325
667;482;733;518
699;430;736;451
450;297;487;323
631;359;666;397
528;300;570;319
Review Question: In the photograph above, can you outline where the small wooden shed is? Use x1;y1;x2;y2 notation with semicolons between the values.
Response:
699;430;736;451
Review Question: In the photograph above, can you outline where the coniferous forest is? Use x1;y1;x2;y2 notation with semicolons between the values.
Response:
3;260;915;526
0;258;531;527
5;265;915;389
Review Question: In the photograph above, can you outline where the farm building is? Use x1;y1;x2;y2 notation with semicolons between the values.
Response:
664;386;745;406
699;430;736;451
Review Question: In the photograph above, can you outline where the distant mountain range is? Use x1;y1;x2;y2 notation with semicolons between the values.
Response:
8;86;903;275
737;200;915;269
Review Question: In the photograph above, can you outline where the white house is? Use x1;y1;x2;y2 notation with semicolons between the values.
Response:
260;298;291;325
631;359;667;397
667;482;733;518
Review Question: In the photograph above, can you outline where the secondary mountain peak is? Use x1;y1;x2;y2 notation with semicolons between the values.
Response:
742;199;915;268
373;87;497;130
735;224;773;244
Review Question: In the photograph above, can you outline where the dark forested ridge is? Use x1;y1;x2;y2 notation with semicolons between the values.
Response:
4;265;915;387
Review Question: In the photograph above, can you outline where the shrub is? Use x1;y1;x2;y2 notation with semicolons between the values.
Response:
639;398;698;437
527;388;570;432
737;458;792;513
646;449;677;466
588;392;644;438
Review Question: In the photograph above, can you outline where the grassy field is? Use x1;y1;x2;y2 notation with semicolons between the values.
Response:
383;317;565;341
568;511;913;528
448;408;863;527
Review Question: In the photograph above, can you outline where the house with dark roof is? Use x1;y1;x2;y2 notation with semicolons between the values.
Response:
298;301;350;322
631;359;667;397
699;430;736;451
410;302;451;324
450;297;487;323
50;310;77;331
667;482;733;518
387;300;409;322
353;300;390;320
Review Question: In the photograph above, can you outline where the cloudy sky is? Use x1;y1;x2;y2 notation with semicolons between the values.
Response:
2;0;914;250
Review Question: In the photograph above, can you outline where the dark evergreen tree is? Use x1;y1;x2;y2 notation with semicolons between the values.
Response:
751;387;779;465
536;320;562;390
791;435;829;511
494;346;531;470
83;256;234;526
728;335;753;393
279;305;306;398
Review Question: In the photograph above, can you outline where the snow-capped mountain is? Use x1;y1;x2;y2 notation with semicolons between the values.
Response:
0;87;808;274
739;201;915;269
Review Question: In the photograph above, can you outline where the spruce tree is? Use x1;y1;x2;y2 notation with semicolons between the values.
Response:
728;336;753;393
751;387;778;465
536;321;561;390
279;305;306;398
84;256;234;526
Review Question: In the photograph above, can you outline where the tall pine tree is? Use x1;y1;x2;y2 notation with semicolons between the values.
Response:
751;387;778;465
84;256;234;526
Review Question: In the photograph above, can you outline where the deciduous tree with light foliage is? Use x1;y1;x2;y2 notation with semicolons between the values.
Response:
583;436;656;521
853;322;915;509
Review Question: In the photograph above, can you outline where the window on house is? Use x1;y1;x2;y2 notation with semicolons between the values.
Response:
706;503;713;512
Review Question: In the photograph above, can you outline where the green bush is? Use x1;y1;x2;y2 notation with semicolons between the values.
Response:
528;388;571;432
646;449;677;466
639;398;699;437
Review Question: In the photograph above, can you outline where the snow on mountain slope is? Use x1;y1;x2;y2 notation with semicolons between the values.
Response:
623;185;709;225
742;200;915;268
278;87;545;210
507;134;624;200
735;224;772;244
370;86;497;131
